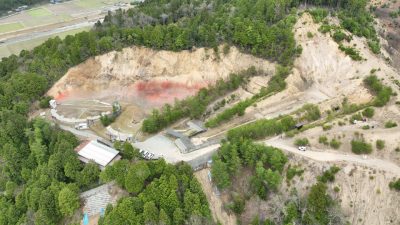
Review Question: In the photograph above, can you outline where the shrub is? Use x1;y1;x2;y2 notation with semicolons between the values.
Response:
319;136;328;145
301;104;321;122
385;121;397;128
322;124;332;131
294;138;309;146
350;113;363;123
351;139;373;154
330;139;341;149
364;75;393;107
362;125;370;130
307;32;314;38
389;178;400;191
339;44;362;61
319;23;333;33
333;186;340;192
362;107;374;118
39;96;52;108
376;139;385;150
100;114;115;127
286;166;304;180
332;30;349;43
308;8;329;23
318;166;340;183
230;194;246;215
368;40;380;54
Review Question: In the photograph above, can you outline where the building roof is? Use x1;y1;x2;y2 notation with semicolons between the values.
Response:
187;120;206;133
76;140;119;167
166;129;187;139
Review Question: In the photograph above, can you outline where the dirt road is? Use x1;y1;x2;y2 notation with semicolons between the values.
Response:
194;169;236;225
265;137;400;175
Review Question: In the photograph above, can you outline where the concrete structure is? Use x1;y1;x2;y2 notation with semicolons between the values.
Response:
49;99;57;109
106;126;133;142
75;140;121;170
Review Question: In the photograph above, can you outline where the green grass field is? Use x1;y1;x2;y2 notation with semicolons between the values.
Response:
74;0;106;8
0;22;25;33
28;7;53;17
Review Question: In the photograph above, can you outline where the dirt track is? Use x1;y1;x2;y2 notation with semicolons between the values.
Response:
265;136;400;175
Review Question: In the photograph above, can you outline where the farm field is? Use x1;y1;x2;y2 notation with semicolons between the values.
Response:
0;27;90;58
27;7;53;17
0;0;128;34
0;0;130;59
0;22;24;33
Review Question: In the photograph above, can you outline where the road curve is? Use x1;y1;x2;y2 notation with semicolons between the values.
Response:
265;137;400;176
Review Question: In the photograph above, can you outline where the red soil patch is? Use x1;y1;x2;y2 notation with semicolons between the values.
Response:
54;91;69;101
134;80;206;105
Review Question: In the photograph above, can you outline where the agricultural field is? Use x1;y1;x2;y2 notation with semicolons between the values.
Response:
0;22;24;33
0;0;129;58
0;27;89;58
27;7;53;17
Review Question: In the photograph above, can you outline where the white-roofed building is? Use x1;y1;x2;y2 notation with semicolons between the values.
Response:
75;140;121;170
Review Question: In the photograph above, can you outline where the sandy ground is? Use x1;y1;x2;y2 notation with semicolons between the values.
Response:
195;169;236;225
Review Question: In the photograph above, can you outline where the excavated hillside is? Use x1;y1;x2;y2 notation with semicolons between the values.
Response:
47;46;275;107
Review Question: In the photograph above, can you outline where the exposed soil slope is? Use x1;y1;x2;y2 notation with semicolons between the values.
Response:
47;46;275;107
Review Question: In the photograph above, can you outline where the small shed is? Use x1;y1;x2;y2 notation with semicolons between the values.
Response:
295;123;304;129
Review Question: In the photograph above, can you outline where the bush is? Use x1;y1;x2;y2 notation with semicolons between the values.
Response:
332;30;349;43
362;107;374;118
351;139;372;154
286;166;304;180
329;139;341;149
389;178;400;191
307;32;314;38
364;75;393;107
39;96;52;108
230;194;246;215
301;104;321;122
362;125;370;130
368;40;380;54
350;113;363;123
319;136;328;145
338;44;362;61
322;124;332;131
318;166;340;183
376;139;385;150
100;114;115;127
308;8;328;23
294;138;309;146
385;121;397;128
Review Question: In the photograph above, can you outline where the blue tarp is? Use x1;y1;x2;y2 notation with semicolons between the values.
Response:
83;213;89;225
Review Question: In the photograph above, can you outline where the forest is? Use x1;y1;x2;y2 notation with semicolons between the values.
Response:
99;159;212;225
0;118;100;224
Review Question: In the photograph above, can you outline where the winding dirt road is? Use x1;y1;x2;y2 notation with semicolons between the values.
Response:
264;136;400;175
